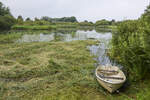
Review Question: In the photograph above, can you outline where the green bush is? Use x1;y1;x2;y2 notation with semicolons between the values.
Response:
110;5;150;81
0;2;16;30
110;19;150;81
0;15;16;30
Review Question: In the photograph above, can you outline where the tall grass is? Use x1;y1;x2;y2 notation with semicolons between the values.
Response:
110;19;150;81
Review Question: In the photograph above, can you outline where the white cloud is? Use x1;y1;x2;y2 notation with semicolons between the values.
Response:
0;0;149;22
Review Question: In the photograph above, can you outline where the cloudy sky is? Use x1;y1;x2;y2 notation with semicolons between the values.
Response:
0;0;149;22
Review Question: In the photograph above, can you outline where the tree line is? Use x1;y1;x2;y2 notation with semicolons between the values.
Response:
0;1;117;30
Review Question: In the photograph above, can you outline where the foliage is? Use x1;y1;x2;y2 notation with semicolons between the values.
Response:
26;17;31;21
78;21;94;26
0;2;11;16
0;15;16;30
1;32;150;99
0;40;104;100
0;2;16;30
95;19;111;26
17;15;24;25
41;16;78;23
110;5;150;81
12;25;56;30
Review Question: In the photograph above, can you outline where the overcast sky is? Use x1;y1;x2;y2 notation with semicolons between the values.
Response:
0;0;149;22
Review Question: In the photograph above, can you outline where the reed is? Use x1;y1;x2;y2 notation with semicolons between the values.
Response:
110;19;150;81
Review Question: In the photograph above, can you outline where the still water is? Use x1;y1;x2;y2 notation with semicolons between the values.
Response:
17;29;115;66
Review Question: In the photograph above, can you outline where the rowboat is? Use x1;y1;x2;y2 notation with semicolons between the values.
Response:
95;65;126;93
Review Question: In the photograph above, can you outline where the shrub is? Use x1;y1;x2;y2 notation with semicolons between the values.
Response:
0;15;16;30
110;19;150;81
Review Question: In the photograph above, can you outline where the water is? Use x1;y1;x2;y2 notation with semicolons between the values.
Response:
17;29;114;66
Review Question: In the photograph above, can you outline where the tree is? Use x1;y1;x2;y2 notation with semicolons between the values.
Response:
26;17;31;21
0;2;16;30
0;15;16;30
34;17;39;21
84;20;88;23
17;15;23;25
41;16;50;21
41;16;78;23
110;19;115;25
17;15;23;21
0;2;11;16
68;16;78;22
95;19;110;26
141;5;150;22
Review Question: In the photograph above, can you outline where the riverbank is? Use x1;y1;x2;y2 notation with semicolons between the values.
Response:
0;40;102;100
11;24;116;31
0;31;150;100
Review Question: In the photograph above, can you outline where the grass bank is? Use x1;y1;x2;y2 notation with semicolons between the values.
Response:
12;25;57;30
0;40;105;100
0;35;150;100
11;24;115;31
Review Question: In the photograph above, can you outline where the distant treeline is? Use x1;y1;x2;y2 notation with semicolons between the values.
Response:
16;15;117;26
0;1;118;31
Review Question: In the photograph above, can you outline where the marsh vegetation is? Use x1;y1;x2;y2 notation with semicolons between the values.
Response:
1;1;150;100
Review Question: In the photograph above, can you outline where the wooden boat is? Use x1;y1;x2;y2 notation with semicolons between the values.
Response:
95;65;126;93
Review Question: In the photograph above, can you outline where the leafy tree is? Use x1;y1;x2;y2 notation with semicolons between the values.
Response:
34;17;39;21
26;17;31;21
110;19;115;25
0;2;11;16
95;19;110;26
84;20;88;23
41;16;50;21
41;16;78;23
142;5;150;22
79;21;93;26
17;15;23;21
68;16;78;22
0;15;16;30
17;15;24;25
0;2;16;30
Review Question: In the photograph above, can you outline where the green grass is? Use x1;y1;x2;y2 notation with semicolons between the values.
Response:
0;32;23;43
0;30;55;43
0;40;106;100
1;32;150;100
12;25;57;30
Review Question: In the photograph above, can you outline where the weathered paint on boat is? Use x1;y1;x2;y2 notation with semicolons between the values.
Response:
95;65;126;93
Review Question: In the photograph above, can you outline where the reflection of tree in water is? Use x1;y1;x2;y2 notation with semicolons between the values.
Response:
78;26;94;32
54;33;64;41
53;28;77;34
52;29;77;41
95;28;112;33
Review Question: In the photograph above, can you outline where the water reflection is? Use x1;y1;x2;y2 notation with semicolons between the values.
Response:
17;30;112;43
17;29;114;66
87;31;112;65
17;34;55;43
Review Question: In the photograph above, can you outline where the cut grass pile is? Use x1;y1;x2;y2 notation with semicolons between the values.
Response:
0;40;107;100
0;39;150;100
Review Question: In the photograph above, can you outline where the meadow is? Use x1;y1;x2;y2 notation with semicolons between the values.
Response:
1;1;150;99
0;30;150;100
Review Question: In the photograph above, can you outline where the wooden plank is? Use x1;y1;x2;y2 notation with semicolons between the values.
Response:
98;74;124;80
98;69;118;73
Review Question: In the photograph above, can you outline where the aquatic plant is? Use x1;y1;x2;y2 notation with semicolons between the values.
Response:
110;7;150;81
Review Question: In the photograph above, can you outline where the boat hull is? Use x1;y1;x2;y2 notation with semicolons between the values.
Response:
96;77;123;93
95;65;126;93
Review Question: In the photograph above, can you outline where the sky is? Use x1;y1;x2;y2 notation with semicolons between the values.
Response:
0;0;149;22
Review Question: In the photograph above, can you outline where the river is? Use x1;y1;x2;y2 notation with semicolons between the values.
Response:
17;29;118;66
